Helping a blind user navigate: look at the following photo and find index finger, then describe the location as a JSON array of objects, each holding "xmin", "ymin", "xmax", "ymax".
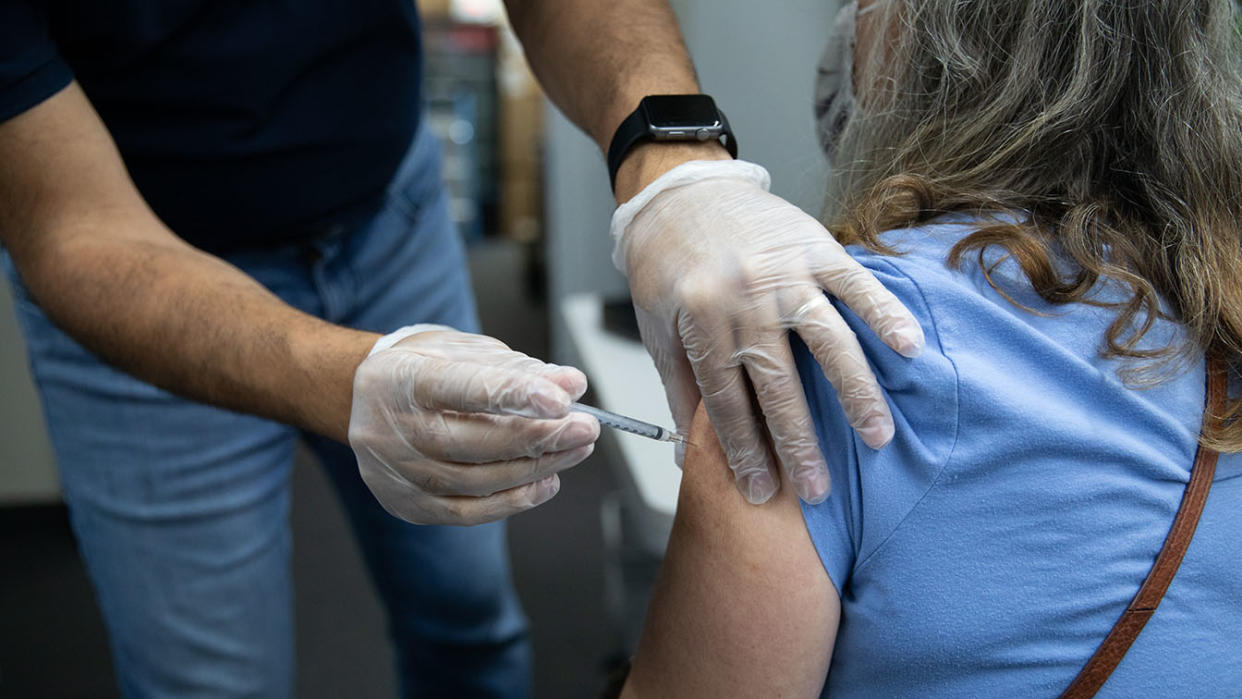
[
  {"xmin": 407, "ymin": 356, "xmax": 576, "ymax": 419},
  {"xmin": 793, "ymin": 294, "xmax": 894, "ymax": 449}
]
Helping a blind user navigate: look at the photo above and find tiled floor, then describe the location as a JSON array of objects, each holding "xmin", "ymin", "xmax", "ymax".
[{"xmin": 0, "ymin": 239, "xmax": 622, "ymax": 698}]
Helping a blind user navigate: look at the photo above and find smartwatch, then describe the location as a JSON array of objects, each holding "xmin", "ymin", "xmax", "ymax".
[{"xmin": 607, "ymin": 94, "xmax": 738, "ymax": 193}]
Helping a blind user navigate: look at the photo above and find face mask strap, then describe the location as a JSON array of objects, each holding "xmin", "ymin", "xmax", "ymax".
[{"xmin": 813, "ymin": 2, "xmax": 861, "ymax": 160}]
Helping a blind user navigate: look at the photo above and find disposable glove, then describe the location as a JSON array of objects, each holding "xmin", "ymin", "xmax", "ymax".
[
  {"xmin": 349, "ymin": 325, "xmax": 600, "ymax": 525},
  {"xmin": 612, "ymin": 160, "xmax": 924, "ymax": 506}
]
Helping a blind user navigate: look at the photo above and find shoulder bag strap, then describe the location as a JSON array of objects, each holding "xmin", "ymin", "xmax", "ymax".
[{"xmin": 1061, "ymin": 356, "xmax": 1227, "ymax": 698}]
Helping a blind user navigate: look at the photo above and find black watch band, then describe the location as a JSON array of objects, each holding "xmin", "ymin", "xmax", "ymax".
[{"xmin": 607, "ymin": 95, "xmax": 738, "ymax": 194}]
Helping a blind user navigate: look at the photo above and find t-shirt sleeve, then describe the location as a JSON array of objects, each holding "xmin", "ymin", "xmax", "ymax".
[
  {"xmin": 0, "ymin": 1, "xmax": 73, "ymax": 123},
  {"xmin": 796, "ymin": 248, "xmax": 961, "ymax": 596}
]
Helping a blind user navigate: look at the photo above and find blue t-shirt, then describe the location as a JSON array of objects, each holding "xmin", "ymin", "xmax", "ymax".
[
  {"xmin": 798, "ymin": 219, "xmax": 1242, "ymax": 696},
  {"xmin": 0, "ymin": 0, "xmax": 422, "ymax": 253}
]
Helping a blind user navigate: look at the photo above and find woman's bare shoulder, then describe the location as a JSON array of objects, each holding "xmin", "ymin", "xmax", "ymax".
[{"xmin": 621, "ymin": 403, "xmax": 840, "ymax": 698}]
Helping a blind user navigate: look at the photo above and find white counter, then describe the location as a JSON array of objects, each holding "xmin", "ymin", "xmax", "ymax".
[{"xmin": 559, "ymin": 293, "xmax": 680, "ymax": 553}]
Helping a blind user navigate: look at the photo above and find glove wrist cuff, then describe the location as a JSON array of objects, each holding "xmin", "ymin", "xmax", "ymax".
[
  {"xmin": 609, "ymin": 159, "xmax": 772, "ymax": 274},
  {"xmin": 368, "ymin": 324, "xmax": 455, "ymax": 358}
]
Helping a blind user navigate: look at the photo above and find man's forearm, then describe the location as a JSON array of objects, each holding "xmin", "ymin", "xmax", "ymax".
[
  {"xmin": 505, "ymin": 0, "xmax": 696, "ymax": 149},
  {"xmin": 504, "ymin": 0, "xmax": 730, "ymax": 201},
  {"xmin": 0, "ymin": 84, "xmax": 376, "ymax": 443},
  {"xmin": 15, "ymin": 229, "xmax": 376, "ymax": 443}
]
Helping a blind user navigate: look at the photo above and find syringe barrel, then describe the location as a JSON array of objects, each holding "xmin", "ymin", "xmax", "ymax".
[{"xmin": 570, "ymin": 402, "xmax": 663, "ymax": 441}]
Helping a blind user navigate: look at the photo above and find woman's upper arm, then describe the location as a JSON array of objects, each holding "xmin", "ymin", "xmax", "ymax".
[{"xmin": 622, "ymin": 403, "xmax": 841, "ymax": 698}]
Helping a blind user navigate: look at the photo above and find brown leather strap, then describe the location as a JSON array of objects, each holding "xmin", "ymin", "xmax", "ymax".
[{"xmin": 1061, "ymin": 357, "xmax": 1227, "ymax": 698}]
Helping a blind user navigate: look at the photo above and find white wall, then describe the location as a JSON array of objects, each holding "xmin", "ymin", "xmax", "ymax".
[
  {"xmin": 546, "ymin": 0, "xmax": 841, "ymax": 362},
  {"xmin": 678, "ymin": 0, "xmax": 839, "ymax": 214}
]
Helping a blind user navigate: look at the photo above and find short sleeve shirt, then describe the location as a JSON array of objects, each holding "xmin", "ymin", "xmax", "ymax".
[{"xmin": 797, "ymin": 219, "xmax": 1242, "ymax": 696}]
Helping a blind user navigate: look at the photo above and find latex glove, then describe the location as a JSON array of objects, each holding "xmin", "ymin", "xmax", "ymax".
[
  {"xmin": 612, "ymin": 160, "xmax": 924, "ymax": 506},
  {"xmin": 349, "ymin": 325, "xmax": 600, "ymax": 525}
]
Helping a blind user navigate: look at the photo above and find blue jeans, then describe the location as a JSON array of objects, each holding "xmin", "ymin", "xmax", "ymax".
[{"xmin": 4, "ymin": 125, "xmax": 531, "ymax": 698}]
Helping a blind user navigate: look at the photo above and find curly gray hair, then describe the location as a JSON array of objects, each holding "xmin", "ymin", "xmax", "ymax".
[{"xmin": 824, "ymin": 0, "xmax": 1242, "ymax": 449}]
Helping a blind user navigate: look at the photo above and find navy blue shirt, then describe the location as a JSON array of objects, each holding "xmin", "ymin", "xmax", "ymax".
[{"xmin": 0, "ymin": 1, "xmax": 423, "ymax": 253}]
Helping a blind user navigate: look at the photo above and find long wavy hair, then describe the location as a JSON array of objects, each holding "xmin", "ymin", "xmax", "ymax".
[{"xmin": 825, "ymin": 0, "xmax": 1242, "ymax": 450}]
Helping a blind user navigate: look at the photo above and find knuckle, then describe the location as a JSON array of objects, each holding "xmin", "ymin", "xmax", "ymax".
[
  {"xmin": 477, "ymin": 335, "xmax": 511, "ymax": 351},
  {"xmin": 699, "ymin": 367, "xmax": 750, "ymax": 403},
  {"xmin": 521, "ymin": 438, "xmax": 545, "ymax": 461},
  {"xmin": 509, "ymin": 482, "xmax": 542, "ymax": 511},
  {"xmin": 413, "ymin": 420, "xmax": 455, "ymax": 459},
  {"xmin": 756, "ymin": 389, "xmax": 805, "ymax": 426},
  {"xmin": 839, "ymin": 388, "xmax": 886, "ymax": 425},
  {"xmin": 784, "ymin": 289, "xmax": 828, "ymax": 326},
  {"xmin": 821, "ymin": 346, "xmax": 870, "ymax": 385},
  {"xmin": 495, "ymin": 352, "xmax": 539, "ymax": 372},
  {"xmin": 839, "ymin": 394, "xmax": 889, "ymax": 427},
  {"xmin": 755, "ymin": 366, "xmax": 799, "ymax": 396},
  {"xmin": 838, "ymin": 362, "xmax": 884, "ymax": 402},
  {"xmin": 720, "ymin": 435, "xmax": 769, "ymax": 474},
  {"xmin": 675, "ymin": 275, "xmax": 726, "ymax": 316},
  {"xmin": 522, "ymin": 452, "xmax": 548, "ymax": 479},
  {"xmin": 777, "ymin": 430, "xmax": 822, "ymax": 460},
  {"xmin": 526, "ymin": 424, "xmax": 562, "ymax": 459},
  {"xmin": 418, "ymin": 433, "xmax": 451, "ymax": 461},
  {"xmin": 727, "ymin": 449, "xmax": 771, "ymax": 481},
  {"xmin": 732, "ymin": 259, "xmax": 766, "ymax": 287},
  {"xmin": 801, "ymin": 294, "xmax": 847, "ymax": 328},
  {"xmin": 812, "ymin": 257, "xmax": 858, "ymax": 286},
  {"xmin": 836, "ymin": 264, "xmax": 879, "ymax": 291},
  {"xmin": 441, "ymin": 498, "xmax": 472, "ymax": 523},
  {"xmin": 680, "ymin": 329, "xmax": 732, "ymax": 370},
  {"xmin": 413, "ymin": 467, "xmax": 453, "ymax": 496},
  {"xmin": 804, "ymin": 243, "xmax": 849, "ymax": 272},
  {"xmin": 738, "ymin": 346, "xmax": 785, "ymax": 376}
]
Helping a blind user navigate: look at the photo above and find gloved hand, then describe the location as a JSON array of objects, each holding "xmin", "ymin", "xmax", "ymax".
[
  {"xmin": 349, "ymin": 325, "xmax": 600, "ymax": 525},
  {"xmin": 612, "ymin": 160, "xmax": 924, "ymax": 506}
]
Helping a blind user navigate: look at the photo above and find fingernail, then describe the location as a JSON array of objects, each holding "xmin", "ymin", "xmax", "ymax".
[
  {"xmin": 892, "ymin": 323, "xmax": 925, "ymax": 358},
  {"xmin": 797, "ymin": 469, "xmax": 831, "ymax": 505},
  {"xmin": 529, "ymin": 385, "xmax": 569, "ymax": 418},
  {"xmin": 741, "ymin": 473, "xmax": 777, "ymax": 504},
  {"xmin": 859, "ymin": 415, "xmax": 894, "ymax": 449}
]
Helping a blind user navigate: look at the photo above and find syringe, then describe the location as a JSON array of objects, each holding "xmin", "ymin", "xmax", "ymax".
[{"xmin": 571, "ymin": 402, "xmax": 686, "ymax": 444}]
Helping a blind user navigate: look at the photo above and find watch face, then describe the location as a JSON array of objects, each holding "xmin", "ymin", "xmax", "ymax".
[{"xmin": 642, "ymin": 95, "xmax": 720, "ymax": 128}]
